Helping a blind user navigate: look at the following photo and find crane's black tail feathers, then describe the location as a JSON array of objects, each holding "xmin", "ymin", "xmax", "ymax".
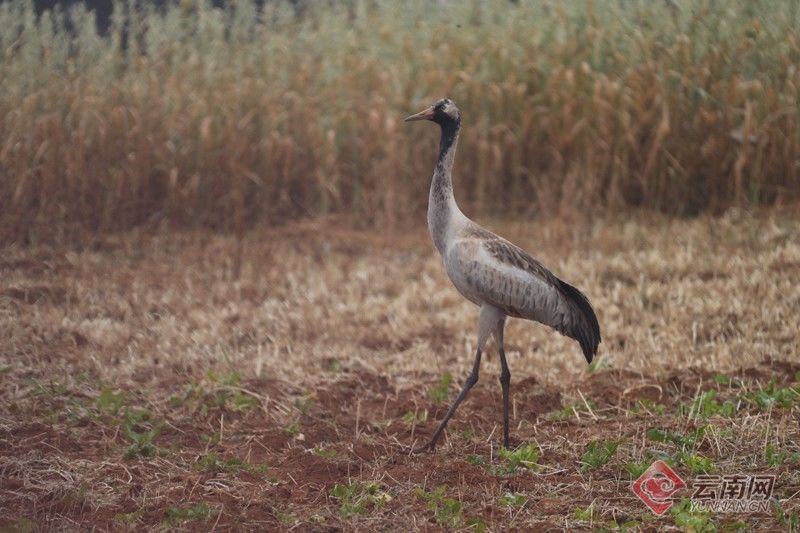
[{"xmin": 558, "ymin": 280, "xmax": 601, "ymax": 364}]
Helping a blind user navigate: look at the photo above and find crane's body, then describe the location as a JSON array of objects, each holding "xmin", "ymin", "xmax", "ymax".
[{"xmin": 406, "ymin": 99, "xmax": 601, "ymax": 452}]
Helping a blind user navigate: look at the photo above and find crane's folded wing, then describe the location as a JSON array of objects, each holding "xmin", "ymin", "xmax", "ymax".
[{"xmin": 447, "ymin": 232, "xmax": 600, "ymax": 363}]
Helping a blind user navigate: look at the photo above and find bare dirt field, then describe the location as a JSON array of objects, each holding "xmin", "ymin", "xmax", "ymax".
[{"xmin": 1, "ymin": 211, "xmax": 799, "ymax": 531}]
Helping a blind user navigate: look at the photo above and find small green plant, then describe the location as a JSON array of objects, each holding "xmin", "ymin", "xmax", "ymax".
[
  {"xmin": 314, "ymin": 447, "xmax": 337, "ymax": 459},
  {"xmin": 679, "ymin": 452, "xmax": 715, "ymax": 475},
  {"xmin": 330, "ymin": 482, "xmax": 391, "ymax": 518},
  {"xmin": 206, "ymin": 370, "xmax": 241, "ymax": 386},
  {"xmin": 720, "ymin": 521, "xmax": 751, "ymax": 531},
  {"xmin": 467, "ymin": 444, "xmax": 539, "ymax": 476},
  {"xmin": 169, "ymin": 383, "xmax": 198, "ymax": 408},
  {"xmin": 632, "ymin": 399, "xmax": 666, "ymax": 415},
  {"xmin": 581, "ymin": 439, "xmax": 621, "ymax": 471},
  {"xmin": 114, "ymin": 510, "xmax": 143, "ymax": 525},
  {"xmin": 596, "ymin": 518, "xmax": 643, "ymax": 531},
  {"xmin": 547, "ymin": 400, "xmax": 597, "ymax": 421},
  {"xmin": 498, "ymin": 492, "xmax": 527, "ymax": 507},
  {"xmin": 646, "ymin": 426, "xmax": 706, "ymax": 450},
  {"xmin": 466, "ymin": 454, "xmax": 486, "ymax": 466},
  {"xmin": 403, "ymin": 410, "xmax": 428, "ymax": 425},
  {"xmin": 587, "ymin": 359, "xmax": 611, "ymax": 373},
  {"xmin": 201, "ymin": 431, "xmax": 222, "ymax": 446},
  {"xmin": 773, "ymin": 499, "xmax": 800, "ymax": 530},
  {"xmin": 195, "ymin": 453, "xmax": 267, "ymax": 475},
  {"xmin": 230, "ymin": 390, "xmax": 257, "ymax": 410},
  {"xmin": 121, "ymin": 409, "xmax": 162, "ymax": 459},
  {"xmin": 682, "ymin": 390, "xmax": 736, "ymax": 418},
  {"xmin": 294, "ymin": 395, "xmax": 315, "ymax": 414},
  {"xmin": 765, "ymin": 444, "xmax": 786, "ymax": 467},
  {"xmin": 624, "ymin": 460, "xmax": 649, "ymax": 479},
  {"xmin": 164, "ymin": 503, "xmax": 211, "ymax": 526},
  {"xmin": 325, "ymin": 359, "xmax": 342, "ymax": 373},
  {"xmin": 574, "ymin": 503, "xmax": 596, "ymax": 521},
  {"xmin": 498, "ymin": 443, "xmax": 540, "ymax": 473},
  {"xmin": 428, "ymin": 372, "xmax": 453, "ymax": 404},
  {"xmin": 276, "ymin": 512, "xmax": 299, "ymax": 525},
  {"xmin": 169, "ymin": 379, "xmax": 256, "ymax": 412},
  {"xmin": 669, "ymin": 499, "xmax": 716, "ymax": 532},
  {"xmin": 713, "ymin": 374, "xmax": 741, "ymax": 387},
  {"xmin": 740, "ymin": 380, "xmax": 800, "ymax": 410},
  {"xmin": 284, "ymin": 421, "xmax": 301, "ymax": 438},
  {"xmin": 414, "ymin": 486, "xmax": 465, "ymax": 529},
  {"xmin": 97, "ymin": 387, "xmax": 125, "ymax": 416},
  {"xmin": 27, "ymin": 378, "xmax": 68, "ymax": 398}
]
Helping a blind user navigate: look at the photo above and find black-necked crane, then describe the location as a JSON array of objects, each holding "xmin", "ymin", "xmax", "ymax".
[{"xmin": 405, "ymin": 98, "xmax": 601, "ymax": 452}]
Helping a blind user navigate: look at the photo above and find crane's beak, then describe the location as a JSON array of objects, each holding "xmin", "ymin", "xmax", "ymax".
[{"xmin": 404, "ymin": 106, "xmax": 435, "ymax": 122}]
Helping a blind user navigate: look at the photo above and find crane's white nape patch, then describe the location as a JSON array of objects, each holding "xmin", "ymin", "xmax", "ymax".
[{"xmin": 441, "ymin": 100, "xmax": 458, "ymax": 119}]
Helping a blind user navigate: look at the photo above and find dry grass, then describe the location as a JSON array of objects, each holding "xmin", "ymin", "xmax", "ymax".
[
  {"xmin": 1, "ymin": 213, "xmax": 799, "ymax": 529},
  {"xmin": 2, "ymin": 0, "xmax": 800, "ymax": 243}
]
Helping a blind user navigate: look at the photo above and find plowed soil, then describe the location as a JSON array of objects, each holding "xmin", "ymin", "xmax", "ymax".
[{"xmin": 2, "ymin": 213, "xmax": 799, "ymax": 530}]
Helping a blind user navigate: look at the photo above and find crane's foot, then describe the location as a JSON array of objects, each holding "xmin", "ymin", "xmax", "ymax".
[{"xmin": 410, "ymin": 435, "xmax": 440, "ymax": 454}]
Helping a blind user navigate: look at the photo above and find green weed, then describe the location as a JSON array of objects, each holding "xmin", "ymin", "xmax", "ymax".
[
  {"xmin": 713, "ymin": 374, "xmax": 741, "ymax": 387},
  {"xmin": 428, "ymin": 372, "xmax": 453, "ymax": 404},
  {"xmin": 97, "ymin": 387, "xmax": 125, "ymax": 416},
  {"xmin": 284, "ymin": 421, "xmax": 301, "ymax": 438},
  {"xmin": 574, "ymin": 503, "xmax": 596, "ymax": 521},
  {"xmin": 169, "ymin": 379, "xmax": 256, "ymax": 412},
  {"xmin": 646, "ymin": 427, "xmax": 706, "ymax": 450},
  {"xmin": 414, "ymin": 486, "xmax": 466, "ymax": 529},
  {"xmin": 679, "ymin": 453, "xmax": 715, "ymax": 475},
  {"xmin": 314, "ymin": 447, "xmax": 337, "ymax": 459},
  {"xmin": 121, "ymin": 408, "xmax": 162, "ymax": 459},
  {"xmin": 632, "ymin": 399, "xmax": 666, "ymax": 415},
  {"xmin": 670, "ymin": 499, "xmax": 716, "ymax": 532},
  {"xmin": 294, "ymin": 395, "xmax": 315, "ymax": 414},
  {"xmin": 741, "ymin": 380, "xmax": 800, "ymax": 410},
  {"xmin": 195, "ymin": 453, "xmax": 267, "ymax": 475},
  {"xmin": 581, "ymin": 439, "xmax": 622, "ymax": 472},
  {"xmin": 765, "ymin": 444, "xmax": 786, "ymax": 467},
  {"xmin": 624, "ymin": 461, "xmax": 650, "ymax": 479},
  {"xmin": 498, "ymin": 443, "xmax": 540, "ymax": 473},
  {"xmin": 681, "ymin": 390, "xmax": 736, "ymax": 418},
  {"xmin": 547, "ymin": 400, "xmax": 597, "ymax": 421},
  {"xmin": 114, "ymin": 510, "xmax": 143, "ymax": 525},
  {"xmin": 403, "ymin": 410, "xmax": 428, "ymax": 426},
  {"xmin": 587, "ymin": 359, "xmax": 612, "ymax": 373},
  {"xmin": 498, "ymin": 492, "xmax": 527, "ymax": 508},
  {"xmin": 467, "ymin": 443, "xmax": 540, "ymax": 476},
  {"xmin": 773, "ymin": 499, "xmax": 800, "ymax": 530},
  {"xmin": 164, "ymin": 502, "xmax": 211, "ymax": 527},
  {"xmin": 330, "ymin": 482, "xmax": 391, "ymax": 518}
]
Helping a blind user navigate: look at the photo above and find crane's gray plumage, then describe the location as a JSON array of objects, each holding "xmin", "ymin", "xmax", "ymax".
[
  {"xmin": 448, "ymin": 226, "xmax": 600, "ymax": 363},
  {"xmin": 405, "ymin": 98, "xmax": 601, "ymax": 452}
]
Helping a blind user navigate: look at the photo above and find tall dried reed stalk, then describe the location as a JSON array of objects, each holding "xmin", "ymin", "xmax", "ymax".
[{"xmin": 1, "ymin": 0, "xmax": 798, "ymax": 243}]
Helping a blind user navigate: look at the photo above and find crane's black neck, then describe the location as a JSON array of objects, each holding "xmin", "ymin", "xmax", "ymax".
[
  {"xmin": 437, "ymin": 118, "xmax": 461, "ymax": 164},
  {"xmin": 432, "ymin": 117, "xmax": 460, "ymax": 195},
  {"xmin": 428, "ymin": 117, "xmax": 461, "ymax": 254}
]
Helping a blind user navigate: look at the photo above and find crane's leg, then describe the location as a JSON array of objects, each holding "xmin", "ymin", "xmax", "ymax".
[
  {"xmin": 411, "ymin": 348, "xmax": 481, "ymax": 453},
  {"xmin": 495, "ymin": 317, "xmax": 511, "ymax": 449},
  {"xmin": 412, "ymin": 305, "xmax": 503, "ymax": 453}
]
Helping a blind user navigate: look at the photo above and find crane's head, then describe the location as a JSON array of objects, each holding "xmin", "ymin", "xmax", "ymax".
[{"xmin": 404, "ymin": 98, "xmax": 460, "ymax": 125}]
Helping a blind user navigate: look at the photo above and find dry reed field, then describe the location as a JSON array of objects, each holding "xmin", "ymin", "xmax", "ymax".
[
  {"xmin": 3, "ymin": 0, "xmax": 800, "ymax": 530},
  {"xmin": 1, "ymin": 0, "xmax": 800, "ymax": 243},
  {"xmin": 2, "ymin": 212, "xmax": 799, "ymax": 530}
]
